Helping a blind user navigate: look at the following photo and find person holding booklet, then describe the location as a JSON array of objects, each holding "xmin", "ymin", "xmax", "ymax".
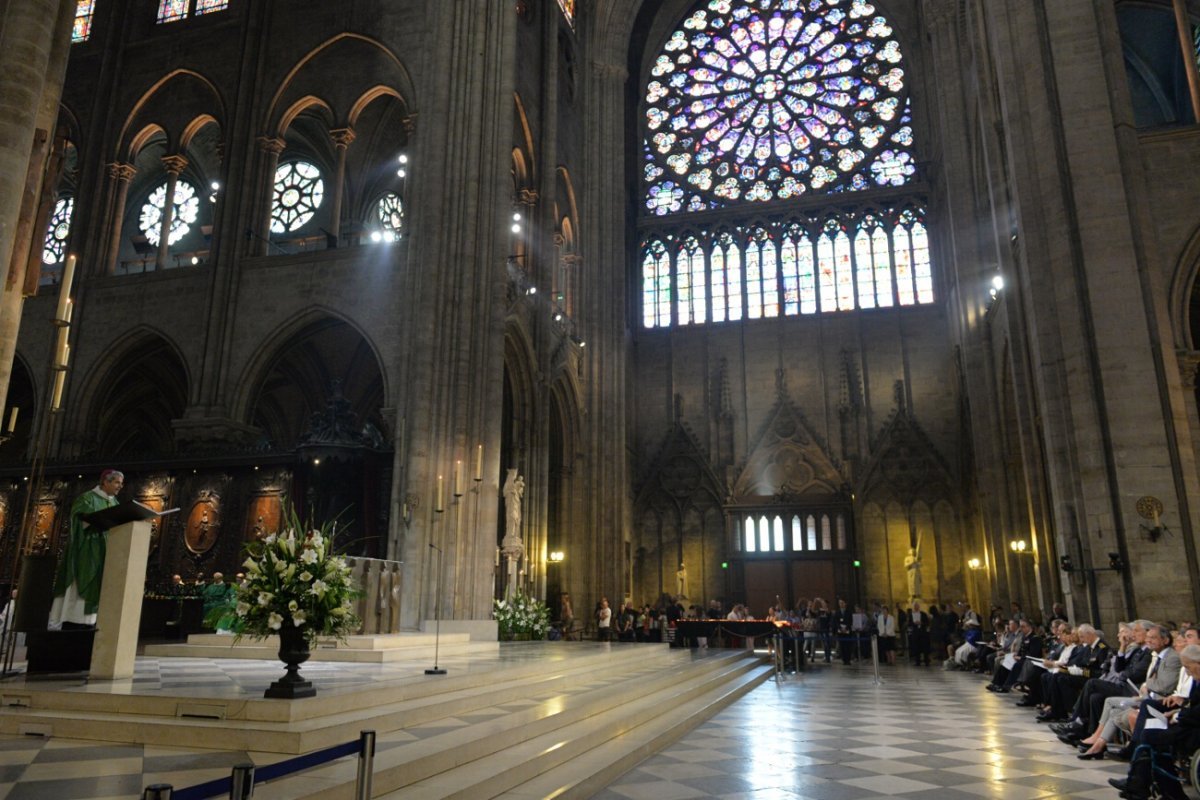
[{"xmin": 48, "ymin": 469, "xmax": 124, "ymax": 630}]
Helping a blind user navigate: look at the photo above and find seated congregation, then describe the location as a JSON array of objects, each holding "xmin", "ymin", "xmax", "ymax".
[{"xmin": 951, "ymin": 612, "xmax": 1200, "ymax": 800}]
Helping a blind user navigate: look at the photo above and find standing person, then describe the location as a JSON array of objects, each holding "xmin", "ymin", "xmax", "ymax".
[
  {"xmin": 597, "ymin": 597, "xmax": 612, "ymax": 641},
  {"xmin": 815, "ymin": 598, "xmax": 833, "ymax": 663},
  {"xmin": 877, "ymin": 603, "xmax": 897, "ymax": 665},
  {"xmin": 560, "ymin": 593, "xmax": 574, "ymax": 640},
  {"xmin": 895, "ymin": 602, "xmax": 910, "ymax": 658},
  {"xmin": 834, "ymin": 598, "xmax": 854, "ymax": 665},
  {"xmin": 909, "ymin": 601, "xmax": 931, "ymax": 665},
  {"xmin": 48, "ymin": 469, "xmax": 124, "ymax": 630}
]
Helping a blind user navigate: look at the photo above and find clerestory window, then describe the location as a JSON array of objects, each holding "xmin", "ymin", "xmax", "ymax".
[{"xmin": 639, "ymin": 0, "xmax": 932, "ymax": 329}]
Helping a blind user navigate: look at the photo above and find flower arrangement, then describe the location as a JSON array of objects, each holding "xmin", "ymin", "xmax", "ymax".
[
  {"xmin": 219, "ymin": 514, "xmax": 361, "ymax": 646},
  {"xmin": 493, "ymin": 589, "xmax": 551, "ymax": 640}
]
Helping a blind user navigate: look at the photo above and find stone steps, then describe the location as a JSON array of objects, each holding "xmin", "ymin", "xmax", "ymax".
[
  {"xmin": 252, "ymin": 649, "xmax": 771, "ymax": 799},
  {"xmin": 142, "ymin": 632, "xmax": 498, "ymax": 663},
  {"xmin": 0, "ymin": 643, "xmax": 681, "ymax": 753}
]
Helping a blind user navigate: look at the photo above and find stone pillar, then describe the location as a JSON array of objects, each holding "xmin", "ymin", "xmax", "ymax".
[
  {"xmin": 154, "ymin": 155, "xmax": 188, "ymax": 271},
  {"xmin": 1172, "ymin": 0, "xmax": 1200, "ymax": 123},
  {"xmin": 102, "ymin": 163, "xmax": 137, "ymax": 274},
  {"xmin": 255, "ymin": 137, "xmax": 285, "ymax": 256},
  {"xmin": 327, "ymin": 127, "xmax": 355, "ymax": 244},
  {"xmin": 0, "ymin": 0, "xmax": 76, "ymax": 408}
]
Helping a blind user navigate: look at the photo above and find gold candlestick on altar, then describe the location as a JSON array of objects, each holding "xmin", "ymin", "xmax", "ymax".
[
  {"xmin": 435, "ymin": 474, "xmax": 444, "ymax": 513},
  {"xmin": 473, "ymin": 444, "xmax": 483, "ymax": 482},
  {"xmin": 453, "ymin": 459, "xmax": 463, "ymax": 497}
]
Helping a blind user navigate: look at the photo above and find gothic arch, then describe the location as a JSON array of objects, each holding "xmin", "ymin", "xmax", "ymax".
[
  {"xmin": 275, "ymin": 96, "xmax": 336, "ymax": 140},
  {"xmin": 76, "ymin": 328, "xmax": 191, "ymax": 456},
  {"xmin": 513, "ymin": 93, "xmax": 536, "ymax": 190},
  {"xmin": 503, "ymin": 319, "xmax": 539, "ymax": 446},
  {"xmin": 731, "ymin": 394, "xmax": 845, "ymax": 500},
  {"xmin": 267, "ymin": 35, "xmax": 416, "ymax": 137},
  {"xmin": 117, "ymin": 70, "xmax": 226, "ymax": 159},
  {"xmin": 231, "ymin": 308, "xmax": 388, "ymax": 429},
  {"xmin": 1169, "ymin": 220, "xmax": 1200, "ymax": 350}
]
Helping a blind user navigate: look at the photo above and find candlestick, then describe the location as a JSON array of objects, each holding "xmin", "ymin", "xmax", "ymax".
[
  {"xmin": 1153, "ymin": 508, "xmax": 1160, "ymax": 528},
  {"xmin": 51, "ymin": 371, "xmax": 66, "ymax": 411},
  {"xmin": 5, "ymin": 407, "xmax": 16, "ymax": 433},
  {"xmin": 435, "ymin": 474, "xmax": 444, "ymax": 512},
  {"xmin": 454, "ymin": 460, "xmax": 463, "ymax": 497},
  {"xmin": 473, "ymin": 444, "xmax": 483, "ymax": 481},
  {"xmin": 55, "ymin": 255, "xmax": 76, "ymax": 322},
  {"xmin": 55, "ymin": 326, "xmax": 69, "ymax": 368},
  {"xmin": 64, "ymin": 298, "xmax": 73, "ymax": 324}
]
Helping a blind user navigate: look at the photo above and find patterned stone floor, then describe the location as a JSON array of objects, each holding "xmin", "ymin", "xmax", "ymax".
[
  {"xmin": 0, "ymin": 653, "xmax": 1176, "ymax": 799},
  {"xmin": 592, "ymin": 662, "xmax": 1165, "ymax": 800}
]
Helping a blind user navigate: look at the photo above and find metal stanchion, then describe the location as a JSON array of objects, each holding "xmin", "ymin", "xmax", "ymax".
[
  {"xmin": 230, "ymin": 763, "xmax": 255, "ymax": 798},
  {"xmin": 143, "ymin": 785, "xmax": 173, "ymax": 800},
  {"xmin": 774, "ymin": 633, "xmax": 784, "ymax": 682},
  {"xmin": 871, "ymin": 634, "xmax": 884, "ymax": 686},
  {"xmin": 355, "ymin": 730, "xmax": 376, "ymax": 800}
]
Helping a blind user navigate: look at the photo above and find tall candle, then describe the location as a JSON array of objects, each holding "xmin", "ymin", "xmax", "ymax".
[
  {"xmin": 51, "ymin": 371, "xmax": 66, "ymax": 411},
  {"xmin": 64, "ymin": 298, "xmax": 73, "ymax": 324},
  {"xmin": 1153, "ymin": 508, "xmax": 1160, "ymax": 528},
  {"xmin": 55, "ymin": 326, "xmax": 69, "ymax": 367},
  {"xmin": 454, "ymin": 459, "xmax": 463, "ymax": 496},
  {"xmin": 55, "ymin": 255, "xmax": 76, "ymax": 322},
  {"xmin": 435, "ymin": 474, "xmax": 444, "ymax": 512},
  {"xmin": 5, "ymin": 407, "xmax": 17, "ymax": 433},
  {"xmin": 474, "ymin": 444, "xmax": 483, "ymax": 481}
]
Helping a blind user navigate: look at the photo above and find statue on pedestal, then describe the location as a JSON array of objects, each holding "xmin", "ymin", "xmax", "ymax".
[
  {"xmin": 676, "ymin": 562, "xmax": 688, "ymax": 600},
  {"xmin": 904, "ymin": 545, "xmax": 922, "ymax": 602},
  {"xmin": 500, "ymin": 469, "xmax": 526, "ymax": 598}
]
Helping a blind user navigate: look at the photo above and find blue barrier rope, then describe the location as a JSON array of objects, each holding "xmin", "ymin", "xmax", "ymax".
[{"xmin": 171, "ymin": 739, "xmax": 362, "ymax": 800}]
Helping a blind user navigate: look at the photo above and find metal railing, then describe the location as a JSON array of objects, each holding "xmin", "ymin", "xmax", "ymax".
[{"xmin": 143, "ymin": 730, "xmax": 375, "ymax": 800}]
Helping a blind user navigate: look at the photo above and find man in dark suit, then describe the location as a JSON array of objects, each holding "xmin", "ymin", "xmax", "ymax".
[
  {"xmin": 1109, "ymin": 644, "xmax": 1200, "ymax": 800},
  {"xmin": 1039, "ymin": 624, "xmax": 1109, "ymax": 722},
  {"xmin": 1017, "ymin": 620, "xmax": 1067, "ymax": 707},
  {"xmin": 1055, "ymin": 621, "xmax": 1153, "ymax": 738},
  {"xmin": 834, "ymin": 598, "xmax": 855, "ymax": 665},
  {"xmin": 988, "ymin": 618, "xmax": 1040, "ymax": 692},
  {"xmin": 908, "ymin": 601, "xmax": 931, "ymax": 666}
]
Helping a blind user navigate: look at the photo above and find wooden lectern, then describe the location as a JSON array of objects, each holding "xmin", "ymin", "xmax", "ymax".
[{"xmin": 80, "ymin": 502, "xmax": 166, "ymax": 680}]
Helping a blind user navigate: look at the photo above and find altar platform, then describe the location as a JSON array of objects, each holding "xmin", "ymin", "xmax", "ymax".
[{"xmin": 0, "ymin": 641, "xmax": 772, "ymax": 799}]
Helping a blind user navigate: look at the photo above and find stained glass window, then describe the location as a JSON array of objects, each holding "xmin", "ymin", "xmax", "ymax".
[
  {"xmin": 157, "ymin": 0, "xmax": 187, "ymax": 23},
  {"xmin": 43, "ymin": 198, "xmax": 73, "ymax": 264},
  {"xmin": 640, "ymin": 209, "xmax": 933, "ymax": 327},
  {"xmin": 643, "ymin": 0, "xmax": 915, "ymax": 216},
  {"xmin": 791, "ymin": 515, "xmax": 802, "ymax": 551},
  {"xmin": 557, "ymin": 0, "xmax": 575, "ymax": 28},
  {"xmin": 73, "ymin": 0, "xmax": 95, "ymax": 42},
  {"xmin": 139, "ymin": 180, "xmax": 199, "ymax": 247},
  {"xmin": 270, "ymin": 161, "xmax": 324, "ymax": 233},
  {"xmin": 744, "ymin": 517, "xmax": 756, "ymax": 552},
  {"xmin": 773, "ymin": 516, "xmax": 785, "ymax": 551},
  {"xmin": 377, "ymin": 192, "xmax": 404, "ymax": 233},
  {"xmin": 158, "ymin": 0, "xmax": 228, "ymax": 24}
]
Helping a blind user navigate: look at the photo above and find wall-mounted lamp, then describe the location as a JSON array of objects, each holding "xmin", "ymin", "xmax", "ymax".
[
  {"xmin": 967, "ymin": 557, "xmax": 982, "ymax": 571},
  {"xmin": 548, "ymin": 551, "xmax": 565, "ymax": 563},
  {"xmin": 1009, "ymin": 539, "xmax": 1028, "ymax": 554}
]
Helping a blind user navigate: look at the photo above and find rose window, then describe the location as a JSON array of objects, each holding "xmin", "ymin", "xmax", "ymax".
[{"xmin": 270, "ymin": 161, "xmax": 324, "ymax": 233}]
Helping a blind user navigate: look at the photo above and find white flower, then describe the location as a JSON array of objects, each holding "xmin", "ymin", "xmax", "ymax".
[
  {"xmin": 331, "ymin": 606, "xmax": 347, "ymax": 616},
  {"xmin": 300, "ymin": 548, "xmax": 319, "ymax": 565},
  {"xmin": 268, "ymin": 612, "xmax": 283, "ymax": 630},
  {"xmin": 284, "ymin": 564, "xmax": 296, "ymax": 581},
  {"xmin": 288, "ymin": 600, "xmax": 299, "ymax": 612},
  {"xmin": 274, "ymin": 558, "xmax": 288, "ymax": 573},
  {"xmin": 236, "ymin": 601, "xmax": 250, "ymax": 617},
  {"xmin": 309, "ymin": 579, "xmax": 328, "ymax": 598},
  {"xmin": 257, "ymin": 591, "xmax": 274, "ymax": 606},
  {"xmin": 298, "ymin": 570, "xmax": 313, "ymax": 582},
  {"xmin": 243, "ymin": 557, "xmax": 260, "ymax": 573},
  {"xmin": 292, "ymin": 610, "xmax": 307, "ymax": 627}
]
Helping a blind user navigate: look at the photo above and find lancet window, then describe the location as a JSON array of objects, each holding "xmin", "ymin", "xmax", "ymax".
[
  {"xmin": 377, "ymin": 193, "xmax": 404, "ymax": 235},
  {"xmin": 73, "ymin": 0, "xmax": 95, "ymax": 42},
  {"xmin": 270, "ymin": 161, "xmax": 324, "ymax": 233},
  {"xmin": 139, "ymin": 181, "xmax": 199, "ymax": 247},
  {"xmin": 736, "ymin": 510, "xmax": 849, "ymax": 554},
  {"xmin": 639, "ymin": 0, "xmax": 933, "ymax": 329},
  {"xmin": 43, "ymin": 197, "xmax": 74, "ymax": 264},
  {"xmin": 157, "ymin": 0, "xmax": 227, "ymax": 24}
]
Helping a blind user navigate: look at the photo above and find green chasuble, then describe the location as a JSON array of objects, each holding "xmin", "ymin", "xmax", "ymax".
[{"xmin": 51, "ymin": 488, "xmax": 119, "ymax": 615}]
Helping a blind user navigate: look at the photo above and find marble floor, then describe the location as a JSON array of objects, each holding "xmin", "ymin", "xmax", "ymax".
[
  {"xmin": 0, "ymin": 653, "xmax": 1176, "ymax": 799},
  {"xmin": 594, "ymin": 661, "xmax": 1161, "ymax": 800}
]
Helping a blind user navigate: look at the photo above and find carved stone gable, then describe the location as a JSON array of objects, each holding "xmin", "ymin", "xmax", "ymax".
[
  {"xmin": 732, "ymin": 397, "xmax": 845, "ymax": 500},
  {"xmin": 860, "ymin": 411, "xmax": 955, "ymax": 504},
  {"xmin": 635, "ymin": 423, "xmax": 725, "ymax": 512}
]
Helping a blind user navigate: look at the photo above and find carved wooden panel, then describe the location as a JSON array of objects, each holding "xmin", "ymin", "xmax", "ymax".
[
  {"xmin": 184, "ymin": 491, "xmax": 220, "ymax": 554},
  {"xmin": 244, "ymin": 493, "xmax": 282, "ymax": 541}
]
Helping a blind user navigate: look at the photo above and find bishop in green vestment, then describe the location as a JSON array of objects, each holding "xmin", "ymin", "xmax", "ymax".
[{"xmin": 48, "ymin": 469, "xmax": 124, "ymax": 629}]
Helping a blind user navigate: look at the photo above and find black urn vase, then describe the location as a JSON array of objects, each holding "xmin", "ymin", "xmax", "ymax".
[{"xmin": 264, "ymin": 623, "xmax": 316, "ymax": 699}]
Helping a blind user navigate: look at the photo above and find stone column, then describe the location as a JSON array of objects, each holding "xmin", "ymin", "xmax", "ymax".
[
  {"xmin": 0, "ymin": 0, "xmax": 76, "ymax": 408},
  {"xmin": 154, "ymin": 155, "xmax": 188, "ymax": 271},
  {"xmin": 327, "ymin": 127, "xmax": 355, "ymax": 245},
  {"xmin": 1172, "ymin": 0, "xmax": 1200, "ymax": 122},
  {"xmin": 255, "ymin": 137, "xmax": 285, "ymax": 256},
  {"xmin": 102, "ymin": 163, "xmax": 137, "ymax": 274}
]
